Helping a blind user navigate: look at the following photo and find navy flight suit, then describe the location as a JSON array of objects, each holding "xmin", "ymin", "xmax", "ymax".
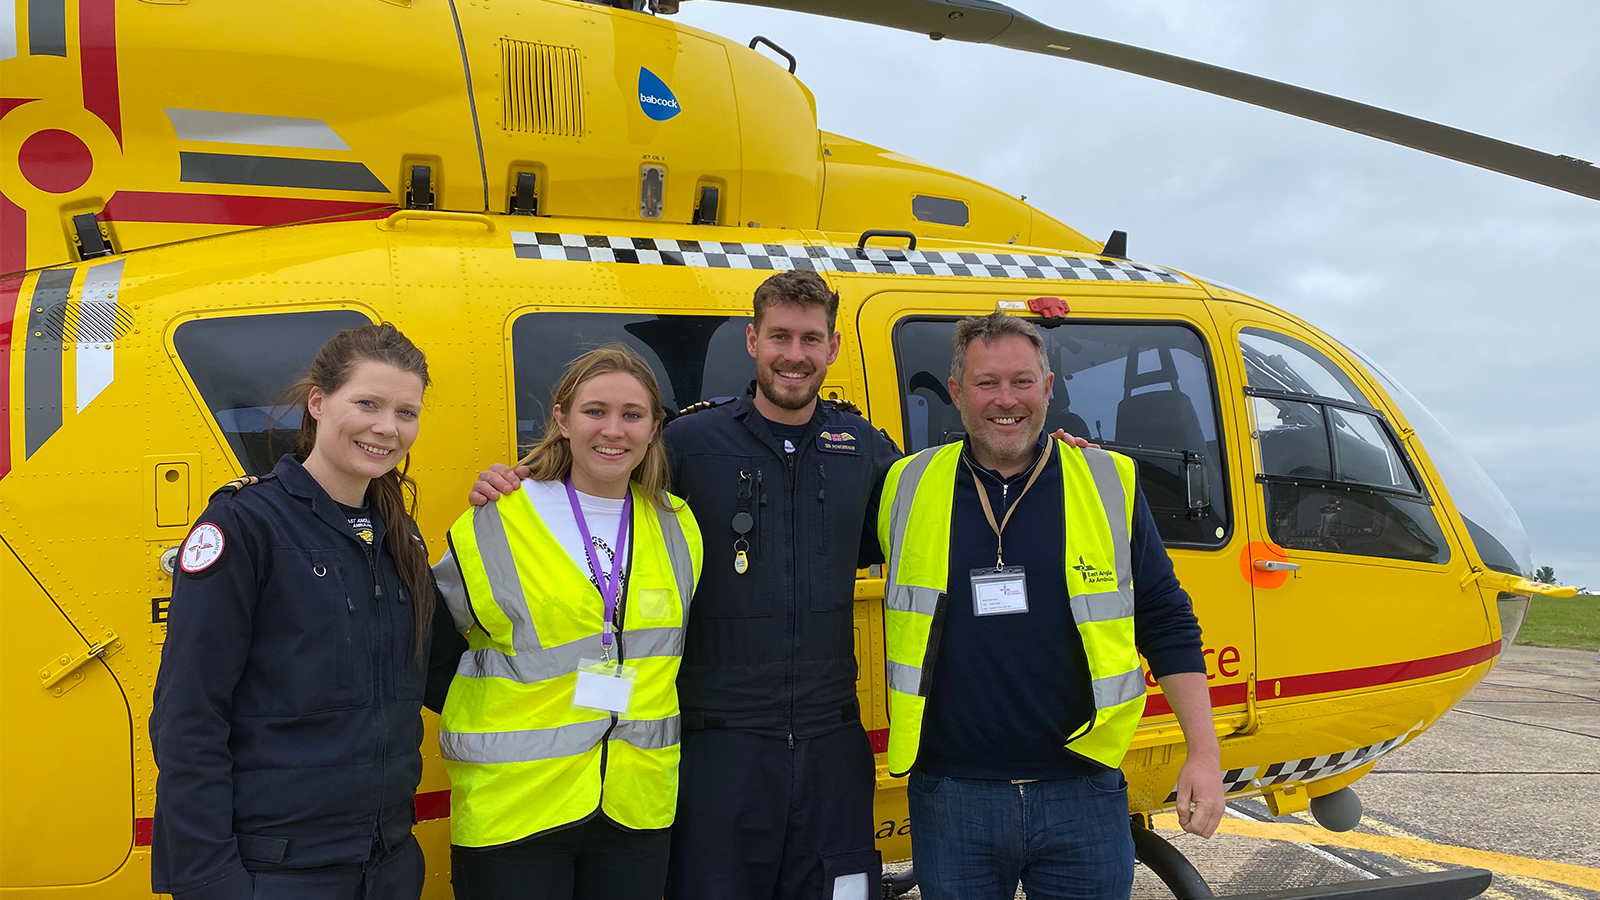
[
  {"xmin": 663, "ymin": 387, "xmax": 902, "ymax": 900},
  {"xmin": 149, "ymin": 455, "xmax": 464, "ymax": 900}
]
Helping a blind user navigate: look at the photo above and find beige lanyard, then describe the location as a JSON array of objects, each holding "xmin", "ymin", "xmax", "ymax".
[{"xmin": 964, "ymin": 447, "xmax": 1052, "ymax": 570}]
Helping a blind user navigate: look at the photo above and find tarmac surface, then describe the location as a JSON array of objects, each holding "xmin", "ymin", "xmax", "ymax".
[{"xmin": 886, "ymin": 643, "xmax": 1600, "ymax": 899}]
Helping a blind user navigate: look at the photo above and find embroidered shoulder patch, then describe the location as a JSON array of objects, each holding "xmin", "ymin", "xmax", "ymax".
[{"xmin": 180, "ymin": 522, "xmax": 226, "ymax": 573}]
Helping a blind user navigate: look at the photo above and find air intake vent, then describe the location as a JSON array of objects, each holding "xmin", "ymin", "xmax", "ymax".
[
  {"xmin": 38, "ymin": 302, "xmax": 135, "ymax": 343},
  {"xmin": 501, "ymin": 40, "xmax": 585, "ymax": 137}
]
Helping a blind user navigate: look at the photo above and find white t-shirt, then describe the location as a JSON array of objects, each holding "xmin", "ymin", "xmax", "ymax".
[
  {"xmin": 520, "ymin": 479, "xmax": 630, "ymax": 591},
  {"xmin": 433, "ymin": 479, "xmax": 631, "ymax": 633}
]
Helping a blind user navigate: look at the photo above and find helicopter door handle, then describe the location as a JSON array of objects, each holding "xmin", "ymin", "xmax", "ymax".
[{"xmin": 1252, "ymin": 559, "xmax": 1300, "ymax": 572}]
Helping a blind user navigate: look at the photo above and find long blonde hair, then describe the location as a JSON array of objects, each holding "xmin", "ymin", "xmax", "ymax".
[{"xmin": 520, "ymin": 344, "xmax": 675, "ymax": 509}]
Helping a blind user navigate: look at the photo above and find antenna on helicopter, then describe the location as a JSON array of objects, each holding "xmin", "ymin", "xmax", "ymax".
[{"xmin": 1099, "ymin": 230, "xmax": 1127, "ymax": 260}]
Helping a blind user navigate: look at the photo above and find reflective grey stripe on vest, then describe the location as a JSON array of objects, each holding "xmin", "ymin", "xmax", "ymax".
[
  {"xmin": 1078, "ymin": 448, "xmax": 1135, "ymax": 622},
  {"xmin": 1070, "ymin": 592, "xmax": 1132, "ymax": 624},
  {"xmin": 472, "ymin": 504, "xmax": 543, "ymax": 654},
  {"xmin": 886, "ymin": 584, "xmax": 942, "ymax": 616},
  {"xmin": 1081, "ymin": 448, "xmax": 1133, "ymax": 598},
  {"xmin": 886, "ymin": 660, "xmax": 923, "ymax": 696},
  {"xmin": 1092, "ymin": 666, "xmax": 1147, "ymax": 709},
  {"xmin": 655, "ymin": 499, "xmax": 696, "ymax": 616},
  {"xmin": 884, "ymin": 448, "xmax": 941, "ymax": 622},
  {"xmin": 611, "ymin": 716, "xmax": 681, "ymax": 751},
  {"xmin": 459, "ymin": 627, "xmax": 685, "ymax": 684},
  {"xmin": 440, "ymin": 719, "xmax": 610, "ymax": 764}
]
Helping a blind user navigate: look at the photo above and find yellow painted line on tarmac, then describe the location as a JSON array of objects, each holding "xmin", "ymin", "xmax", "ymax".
[{"xmin": 1151, "ymin": 814, "xmax": 1600, "ymax": 891}]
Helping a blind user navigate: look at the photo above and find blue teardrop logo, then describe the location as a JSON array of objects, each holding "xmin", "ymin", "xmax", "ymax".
[{"xmin": 638, "ymin": 67, "xmax": 681, "ymax": 121}]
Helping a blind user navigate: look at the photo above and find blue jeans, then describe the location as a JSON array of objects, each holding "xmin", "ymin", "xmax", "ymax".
[{"xmin": 906, "ymin": 768, "xmax": 1134, "ymax": 900}]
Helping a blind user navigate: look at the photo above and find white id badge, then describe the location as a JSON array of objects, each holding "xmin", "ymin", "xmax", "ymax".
[
  {"xmin": 970, "ymin": 566, "xmax": 1029, "ymax": 616},
  {"xmin": 573, "ymin": 659, "xmax": 638, "ymax": 714}
]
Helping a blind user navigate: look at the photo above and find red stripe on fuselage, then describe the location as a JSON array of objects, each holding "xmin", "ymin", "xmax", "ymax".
[
  {"xmin": 1138, "ymin": 640, "xmax": 1501, "ymax": 719},
  {"xmin": 100, "ymin": 191, "xmax": 394, "ymax": 227},
  {"xmin": 1, "ymin": 192, "xmax": 25, "ymax": 278},
  {"xmin": 80, "ymin": 0, "xmax": 121, "ymax": 143},
  {"xmin": 0, "ymin": 273, "xmax": 22, "ymax": 480},
  {"xmin": 1270, "ymin": 640, "xmax": 1500, "ymax": 700}
]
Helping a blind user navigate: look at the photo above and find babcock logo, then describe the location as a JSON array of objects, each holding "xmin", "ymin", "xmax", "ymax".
[{"xmin": 638, "ymin": 68, "xmax": 681, "ymax": 121}]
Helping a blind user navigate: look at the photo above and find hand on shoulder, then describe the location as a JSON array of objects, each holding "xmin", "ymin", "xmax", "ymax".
[{"xmin": 468, "ymin": 463, "xmax": 528, "ymax": 506}]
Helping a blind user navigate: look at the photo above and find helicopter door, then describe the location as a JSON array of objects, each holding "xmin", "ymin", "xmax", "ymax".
[
  {"xmin": 1216, "ymin": 308, "xmax": 1486, "ymax": 716},
  {"xmin": 0, "ymin": 539, "xmax": 134, "ymax": 886},
  {"xmin": 858, "ymin": 290, "xmax": 1257, "ymax": 740}
]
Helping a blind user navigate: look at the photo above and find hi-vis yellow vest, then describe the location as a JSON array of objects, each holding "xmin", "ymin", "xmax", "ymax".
[
  {"xmin": 439, "ymin": 484, "xmax": 702, "ymax": 847},
  {"xmin": 876, "ymin": 442, "xmax": 1144, "ymax": 775}
]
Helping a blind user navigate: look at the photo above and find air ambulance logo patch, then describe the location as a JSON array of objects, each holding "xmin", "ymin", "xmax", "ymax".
[
  {"xmin": 817, "ymin": 429, "xmax": 860, "ymax": 455},
  {"xmin": 180, "ymin": 522, "xmax": 226, "ymax": 574}
]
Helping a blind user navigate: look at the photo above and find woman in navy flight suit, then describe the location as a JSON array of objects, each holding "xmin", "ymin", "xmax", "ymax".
[{"xmin": 150, "ymin": 324, "xmax": 465, "ymax": 900}]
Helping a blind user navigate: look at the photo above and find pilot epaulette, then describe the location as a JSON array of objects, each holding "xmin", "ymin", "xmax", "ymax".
[
  {"xmin": 212, "ymin": 474, "xmax": 272, "ymax": 497},
  {"xmin": 823, "ymin": 397, "xmax": 863, "ymax": 416},
  {"xmin": 677, "ymin": 399, "xmax": 726, "ymax": 417}
]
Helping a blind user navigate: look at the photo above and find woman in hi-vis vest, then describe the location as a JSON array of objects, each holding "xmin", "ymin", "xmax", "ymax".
[{"xmin": 432, "ymin": 344, "xmax": 703, "ymax": 900}]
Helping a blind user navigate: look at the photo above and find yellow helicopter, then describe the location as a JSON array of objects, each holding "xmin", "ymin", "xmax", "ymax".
[{"xmin": 0, "ymin": 1, "xmax": 1589, "ymax": 898}]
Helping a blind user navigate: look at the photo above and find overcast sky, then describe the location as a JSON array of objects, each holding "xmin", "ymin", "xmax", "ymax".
[{"xmin": 679, "ymin": 0, "xmax": 1600, "ymax": 589}]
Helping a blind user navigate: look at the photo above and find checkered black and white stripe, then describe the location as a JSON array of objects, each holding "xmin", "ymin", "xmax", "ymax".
[
  {"xmin": 1163, "ymin": 733, "xmax": 1409, "ymax": 804},
  {"xmin": 510, "ymin": 232, "xmax": 1189, "ymax": 284}
]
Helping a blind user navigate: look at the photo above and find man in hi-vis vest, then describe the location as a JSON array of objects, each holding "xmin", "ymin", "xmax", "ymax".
[{"xmin": 877, "ymin": 313, "xmax": 1224, "ymax": 900}]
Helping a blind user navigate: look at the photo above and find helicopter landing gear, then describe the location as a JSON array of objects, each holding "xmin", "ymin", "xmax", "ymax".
[
  {"xmin": 1131, "ymin": 814, "xmax": 1216, "ymax": 898},
  {"xmin": 881, "ymin": 866, "xmax": 917, "ymax": 898}
]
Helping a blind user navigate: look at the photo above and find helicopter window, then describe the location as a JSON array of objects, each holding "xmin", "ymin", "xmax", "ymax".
[
  {"xmin": 1242, "ymin": 330, "xmax": 1446, "ymax": 564},
  {"xmin": 511, "ymin": 312, "xmax": 754, "ymax": 452},
  {"xmin": 1240, "ymin": 328, "xmax": 1368, "ymax": 405},
  {"xmin": 173, "ymin": 310, "xmax": 373, "ymax": 475},
  {"xmin": 893, "ymin": 317, "xmax": 1230, "ymax": 548}
]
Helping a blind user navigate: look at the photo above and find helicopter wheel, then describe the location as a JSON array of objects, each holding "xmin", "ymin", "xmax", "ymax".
[
  {"xmin": 1131, "ymin": 813, "xmax": 1216, "ymax": 899},
  {"xmin": 881, "ymin": 866, "xmax": 917, "ymax": 898}
]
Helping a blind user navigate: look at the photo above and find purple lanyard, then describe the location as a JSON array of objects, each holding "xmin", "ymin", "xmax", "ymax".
[{"xmin": 564, "ymin": 478, "xmax": 632, "ymax": 649}]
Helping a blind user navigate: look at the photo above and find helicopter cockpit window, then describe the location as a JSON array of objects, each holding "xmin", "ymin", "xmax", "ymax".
[
  {"xmin": 893, "ymin": 317, "xmax": 1230, "ymax": 548},
  {"xmin": 173, "ymin": 310, "xmax": 373, "ymax": 475},
  {"xmin": 1240, "ymin": 328, "xmax": 1448, "ymax": 564},
  {"xmin": 511, "ymin": 312, "xmax": 753, "ymax": 451}
]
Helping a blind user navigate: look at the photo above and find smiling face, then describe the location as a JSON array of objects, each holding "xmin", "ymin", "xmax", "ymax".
[
  {"xmin": 303, "ymin": 359, "xmax": 425, "ymax": 505},
  {"xmin": 949, "ymin": 334, "xmax": 1055, "ymax": 476},
  {"xmin": 554, "ymin": 370, "xmax": 660, "ymax": 498},
  {"xmin": 747, "ymin": 301, "xmax": 841, "ymax": 422}
]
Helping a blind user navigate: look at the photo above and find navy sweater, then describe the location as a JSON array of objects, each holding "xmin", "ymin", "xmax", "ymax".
[{"xmin": 917, "ymin": 438, "xmax": 1205, "ymax": 781}]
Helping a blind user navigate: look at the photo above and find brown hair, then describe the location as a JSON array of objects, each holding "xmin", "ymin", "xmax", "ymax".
[
  {"xmin": 752, "ymin": 269, "xmax": 839, "ymax": 331},
  {"xmin": 519, "ymin": 344, "xmax": 676, "ymax": 509},
  {"xmin": 283, "ymin": 322, "xmax": 435, "ymax": 662},
  {"xmin": 950, "ymin": 312, "xmax": 1051, "ymax": 383}
]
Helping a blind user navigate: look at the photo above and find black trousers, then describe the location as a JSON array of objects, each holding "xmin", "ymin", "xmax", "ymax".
[
  {"xmin": 245, "ymin": 834, "xmax": 425, "ymax": 900},
  {"xmin": 450, "ymin": 815, "xmax": 671, "ymax": 900},
  {"xmin": 665, "ymin": 726, "xmax": 882, "ymax": 900}
]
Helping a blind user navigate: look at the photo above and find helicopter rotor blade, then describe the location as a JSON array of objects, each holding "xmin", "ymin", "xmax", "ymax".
[{"xmin": 708, "ymin": 0, "xmax": 1600, "ymax": 201}]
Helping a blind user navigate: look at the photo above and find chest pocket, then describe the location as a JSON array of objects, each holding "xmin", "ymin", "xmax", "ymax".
[{"xmin": 235, "ymin": 547, "xmax": 363, "ymax": 715}]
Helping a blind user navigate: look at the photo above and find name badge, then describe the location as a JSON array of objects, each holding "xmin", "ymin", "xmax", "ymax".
[
  {"xmin": 573, "ymin": 659, "xmax": 638, "ymax": 714},
  {"xmin": 970, "ymin": 566, "xmax": 1029, "ymax": 616}
]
